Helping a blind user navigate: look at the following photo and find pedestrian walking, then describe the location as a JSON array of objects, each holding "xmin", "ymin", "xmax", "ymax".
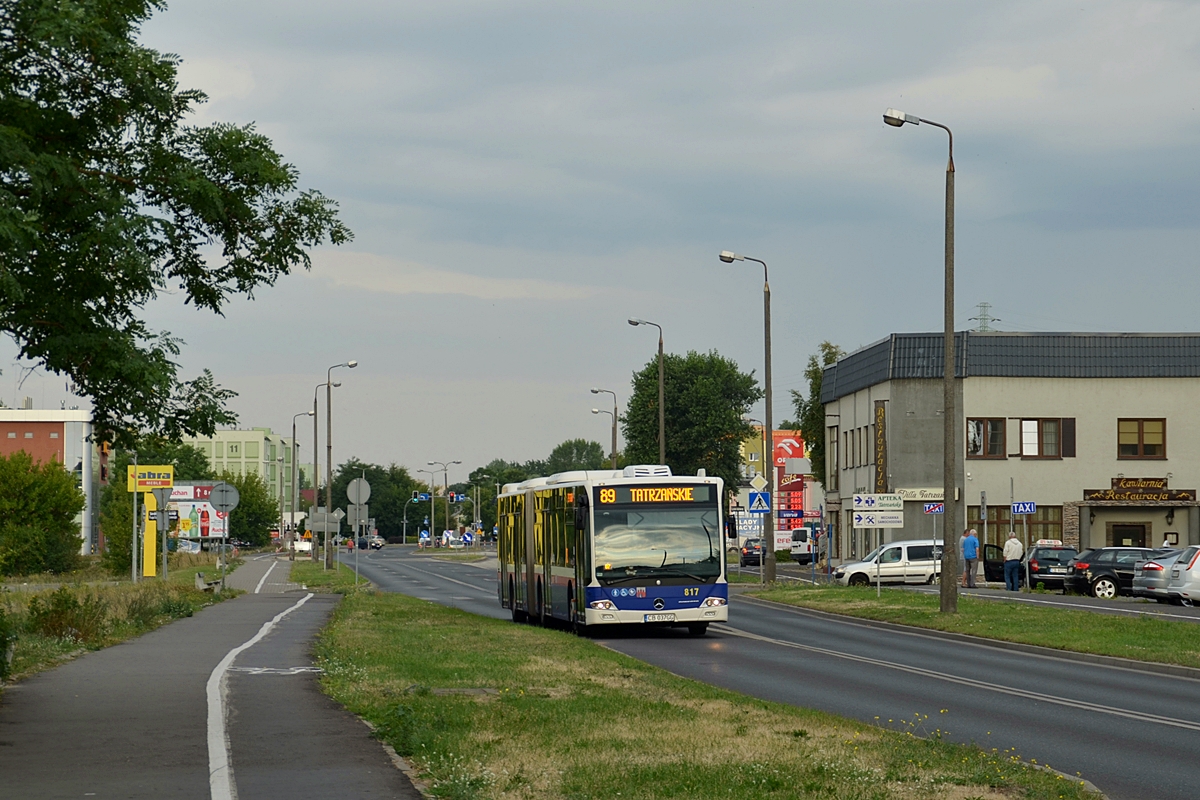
[
  {"xmin": 961, "ymin": 528, "xmax": 980, "ymax": 588},
  {"xmin": 1003, "ymin": 530, "xmax": 1024, "ymax": 591}
]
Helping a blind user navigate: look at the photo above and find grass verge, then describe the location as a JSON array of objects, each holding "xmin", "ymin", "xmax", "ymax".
[
  {"xmin": 290, "ymin": 558, "xmax": 369, "ymax": 593},
  {"xmin": 0, "ymin": 578, "xmax": 232, "ymax": 685},
  {"xmin": 751, "ymin": 584, "xmax": 1200, "ymax": 669},
  {"xmin": 316, "ymin": 591, "xmax": 1100, "ymax": 799},
  {"xmin": 430, "ymin": 553, "xmax": 489, "ymax": 563}
]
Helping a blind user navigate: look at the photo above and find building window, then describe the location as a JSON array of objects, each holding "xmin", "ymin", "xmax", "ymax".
[
  {"xmin": 215, "ymin": 441, "xmax": 224, "ymax": 457},
  {"xmin": 748, "ymin": 452, "xmax": 759, "ymax": 462},
  {"xmin": 827, "ymin": 427, "xmax": 839, "ymax": 491},
  {"xmin": 1118, "ymin": 418, "xmax": 1165, "ymax": 459},
  {"xmin": 1020, "ymin": 418, "xmax": 1072, "ymax": 459},
  {"xmin": 968, "ymin": 505, "xmax": 1062, "ymax": 546},
  {"xmin": 227, "ymin": 442, "xmax": 239, "ymax": 456},
  {"xmin": 24, "ymin": 432, "xmax": 33, "ymax": 438},
  {"xmin": 6, "ymin": 432, "xmax": 14, "ymax": 439},
  {"xmin": 245, "ymin": 441, "xmax": 259, "ymax": 459},
  {"xmin": 49, "ymin": 431, "xmax": 59, "ymax": 439},
  {"xmin": 966, "ymin": 418, "xmax": 1005, "ymax": 458}
]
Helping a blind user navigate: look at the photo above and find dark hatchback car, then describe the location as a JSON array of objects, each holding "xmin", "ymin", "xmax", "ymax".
[
  {"xmin": 1068, "ymin": 547, "xmax": 1169, "ymax": 598},
  {"xmin": 740, "ymin": 538, "xmax": 763, "ymax": 567},
  {"xmin": 982, "ymin": 543, "xmax": 1077, "ymax": 589}
]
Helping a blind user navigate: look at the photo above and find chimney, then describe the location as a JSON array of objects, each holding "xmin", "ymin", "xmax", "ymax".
[{"xmin": 21, "ymin": 397, "xmax": 33, "ymax": 410}]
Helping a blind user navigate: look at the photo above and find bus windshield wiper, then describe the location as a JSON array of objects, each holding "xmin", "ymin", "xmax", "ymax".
[{"xmin": 652, "ymin": 566, "xmax": 709, "ymax": 583}]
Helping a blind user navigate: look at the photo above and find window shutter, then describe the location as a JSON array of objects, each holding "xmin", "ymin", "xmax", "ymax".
[{"xmin": 1061, "ymin": 418, "xmax": 1076, "ymax": 458}]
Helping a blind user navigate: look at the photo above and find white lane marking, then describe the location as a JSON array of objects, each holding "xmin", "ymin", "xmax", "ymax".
[
  {"xmin": 208, "ymin": 593, "xmax": 314, "ymax": 800},
  {"xmin": 227, "ymin": 666, "xmax": 323, "ymax": 675},
  {"xmin": 253, "ymin": 561, "xmax": 277, "ymax": 594},
  {"xmin": 713, "ymin": 624, "xmax": 1200, "ymax": 732},
  {"xmin": 393, "ymin": 563, "xmax": 492, "ymax": 594}
]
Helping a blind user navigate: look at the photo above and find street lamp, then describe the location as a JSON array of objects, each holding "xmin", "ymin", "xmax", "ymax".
[
  {"xmin": 325, "ymin": 360, "xmax": 357, "ymax": 568},
  {"xmin": 628, "ymin": 318, "xmax": 665, "ymax": 465},
  {"xmin": 883, "ymin": 107, "xmax": 958, "ymax": 613},
  {"xmin": 591, "ymin": 387, "xmax": 619, "ymax": 469},
  {"xmin": 428, "ymin": 460, "xmax": 461, "ymax": 538},
  {"xmin": 312, "ymin": 380, "xmax": 340, "ymax": 563},
  {"xmin": 277, "ymin": 454, "xmax": 285, "ymax": 561},
  {"xmin": 718, "ymin": 250, "xmax": 776, "ymax": 583},
  {"xmin": 591, "ymin": 408, "xmax": 617, "ymax": 468},
  {"xmin": 290, "ymin": 411, "xmax": 313, "ymax": 561}
]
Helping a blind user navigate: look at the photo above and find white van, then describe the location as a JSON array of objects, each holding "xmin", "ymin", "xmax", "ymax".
[
  {"xmin": 833, "ymin": 540, "xmax": 944, "ymax": 586},
  {"xmin": 790, "ymin": 528, "xmax": 815, "ymax": 564}
]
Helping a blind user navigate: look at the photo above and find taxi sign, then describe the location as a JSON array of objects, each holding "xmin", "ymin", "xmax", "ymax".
[{"xmin": 1035, "ymin": 539, "xmax": 1063, "ymax": 546}]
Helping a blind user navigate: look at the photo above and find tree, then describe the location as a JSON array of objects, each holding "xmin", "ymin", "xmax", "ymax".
[
  {"xmin": 329, "ymin": 459, "xmax": 421, "ymax": 542},
  {"xmin": 545, "ymin": 439, "xmax": 606, "ymax": 474},
  {"xmin": 218, "ymin": 471, "xmax": 276, "ymax": 547},
  {"xmin": 0, "ymin": 451, "xmax": 86, "ymax": 575},
  {"xmin": 622, "ymin": 349, "xmax": 762, "ymax": 493},
  {"xmin": 0, "ymin": 0, "xmax": 352, "ymax": 446},
  {"xmin": 789, "ymin": 341, "xmax": 844, "ymax": 487},
  {"xmin": 98, "ymin": 439, "xmax": 213, "ymax": 573},
  {"xmin": 464, "ymin": 459, "xmax": 532, "ymax": 532}
]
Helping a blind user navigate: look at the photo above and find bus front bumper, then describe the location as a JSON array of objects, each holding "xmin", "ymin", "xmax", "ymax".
[{"xmin": 583, "ymin": 606, "xmax": 728, "ymax": 626}]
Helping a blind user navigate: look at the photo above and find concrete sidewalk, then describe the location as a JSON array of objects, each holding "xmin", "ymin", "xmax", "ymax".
[
  {"xmin": 225, "ymin": 553, "xmax": 305, "ymax": 593},
  {"xmin": 0, "ymin": 592, "xmax": 422, "ymax": 799}
]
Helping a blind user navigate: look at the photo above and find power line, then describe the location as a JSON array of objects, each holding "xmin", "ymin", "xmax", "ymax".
[{"xmin": 968, "ymin": 302, "xmax": 1000, "ymax": 332}]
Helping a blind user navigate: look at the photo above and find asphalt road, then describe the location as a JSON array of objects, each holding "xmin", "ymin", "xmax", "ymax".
[
  {"xmin": 350, "ymin": 546, "xmax": 1200, "ymax": 800},
  {"xmin": 0, "ymin": 558, "xmax": 420, "ymax": 800}
]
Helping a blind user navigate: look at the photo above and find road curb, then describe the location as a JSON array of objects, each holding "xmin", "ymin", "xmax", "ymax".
[
  {"xmin": 735, "ymin": 593, "xmax": 1200, "ymax": 682},
  {"xmin": 359, "ymin": 718, "xmax": 435, "ymax": 799}
]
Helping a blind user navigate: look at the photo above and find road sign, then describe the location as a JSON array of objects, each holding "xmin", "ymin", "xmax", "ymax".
[
  {"xmin": 418, "ymin": 530, "xmax": 430, "ymax": 541},
  {"xmin": 150, "ymin": 487, "xmax": 173, "ymax": 509},
  {"xmin": 332, "ymin": 508, "xmax": 345, "ymax": 520},
  {"xmin": 749, "ymin": 473, "xmax": 768, "ymax": 492},
  {"xmin": 748, "ymin": 492, "xmax": 771, "ymax": 514},
  {"xmin": 462, "ymin": 532, "xmax": 474, "ymax": 545},
  {"xmin": 923, "ymin": 503, "xmax": 945, "ymax": 515},
  {"xmin": 347, "ymin": 503, "xmax": 369, "ymax": 527},
  {"xmin": 347, "ymin": 477, "xmax": 371, "ymax": 504},
  {"xmin": 1012, "ymin": 501, "xmax": 1037, "ymax": 515},
  {"xmin": 853, "ymin": 511, "xmax": 904, "ymax": 528},
  {"xmin": 852, "ymin": 493, "xmax": 903, "ymax": 511},
  {"xmin": 418, "ymin": 493, "xmax": 431, "ymax": 502},
  {"xmin": 210, "ymin": 482, "xmax": 240, "ymax": 513}
]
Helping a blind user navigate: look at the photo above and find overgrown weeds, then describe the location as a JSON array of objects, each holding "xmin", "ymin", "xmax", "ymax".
[{"xmin": 1, "ymin": 580, "xmax": 228, "ymax": 684}]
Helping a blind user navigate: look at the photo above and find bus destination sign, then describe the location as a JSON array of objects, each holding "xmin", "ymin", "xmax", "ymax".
[{"xmin": 596, "ymin": 485, "xmax": 713, "ymax": 504}]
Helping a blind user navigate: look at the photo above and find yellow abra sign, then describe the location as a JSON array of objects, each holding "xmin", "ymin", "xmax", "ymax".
[{"xmin": 126, "ymin": 465, "xmax": 174, "ymax": 492}]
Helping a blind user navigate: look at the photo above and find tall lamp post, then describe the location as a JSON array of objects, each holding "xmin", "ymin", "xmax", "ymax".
[
  {"xmin": 276, "ymin": 455, "xmax": 285, "ymax": 558},
  {"xmin": 883, "ymin": 107, "xmax": 958, "ymax": 613},
  {"xmin": 745, "ymin": 417, "xmax": 769, "ymax": 585},
  {"xmin": 591, "ymin": 388, "xmax": 619, "ymax": 468},
  {"xmin": 325, "ymin": 360, "xmax": 358, "ymax": 567},
  {"xmin": 719, "ymin": 251, "xmax": 776, "ymax": 583},
  {"xmin": 427, "ymin": 460, "xmax": 461, "ymax": 538},
  {"xmin": 291, "ymin": 411, "xmax": 313, "ymax": 561},
  {"xmin": 311, "ymin": 380, "xmax": 339, "ymax": 562},
  {"xmin": 592, "ymin": 408, "xmax": 616, "ymax": 467},
  {"xmin": 628, "ymin": 318, "xmax": 665, "ymax": 466}
]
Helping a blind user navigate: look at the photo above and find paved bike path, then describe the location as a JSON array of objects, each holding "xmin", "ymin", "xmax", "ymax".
[{"xmin": 0, "ymin": 591, "xmax": 420, "ymax": 799}]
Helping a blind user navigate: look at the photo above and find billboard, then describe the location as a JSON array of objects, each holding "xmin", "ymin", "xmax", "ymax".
[
  {"xmin": 169, "ymin": 484, "xmax": 229, "ymax": 539},
  {"xmin": 773, "ymin": 431, "xmax": 806, "ymax": 530}
]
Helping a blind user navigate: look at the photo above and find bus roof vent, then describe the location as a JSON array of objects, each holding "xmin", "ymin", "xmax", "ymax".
[{"xmin": 622, "ymin": 465, "xmax": 673, "ymax": 478}]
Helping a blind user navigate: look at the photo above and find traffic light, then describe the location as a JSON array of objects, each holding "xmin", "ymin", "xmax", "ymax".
[{"xmin": 411, "ymin": 490, "xmax": 419, "ymax": 501}]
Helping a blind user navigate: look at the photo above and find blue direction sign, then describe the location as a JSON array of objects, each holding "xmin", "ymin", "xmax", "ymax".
[
  {"xmin": 462, "ymin": 532, "xmax": 474, "ymax": 545},
  {"xmin": 418, "ymin": 530, "xmax": 430, "ymax": 541},
  {"xmin": 748, "ymin": 492, "xmax": 771, "ymax": 514},
  {"xmin": 1012, "ymin": 501, "xmax": 1037, "ymax": 515},
  {"xmin": 924, "ymin": 503, "xmax": 945, "ymax": 515},
  {"xmin": 417, "ymin": 493, "xmax": 431, "ymax": 502}
]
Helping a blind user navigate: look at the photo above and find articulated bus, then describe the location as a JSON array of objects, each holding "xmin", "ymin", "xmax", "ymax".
[{"xmin": 497, "ymin": 465, "xmax": 728, "ymax": 635}]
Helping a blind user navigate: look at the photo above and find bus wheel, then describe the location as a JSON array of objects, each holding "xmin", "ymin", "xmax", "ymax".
[{"xmin": 688, "ymin": 623, "xmax": 708, "ymax": 636}]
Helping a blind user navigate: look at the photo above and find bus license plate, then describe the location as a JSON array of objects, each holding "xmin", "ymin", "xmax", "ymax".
[{"xmin": 644, "ymin": 613, "xmax": 675, "ymax": 622}]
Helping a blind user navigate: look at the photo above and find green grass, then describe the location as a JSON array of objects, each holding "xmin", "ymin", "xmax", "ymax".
[
  {"xmin": 0, "ymin": 555, "xmax": 113, "ymax": 588},
  {"xmin": 430, "ymin": 553, "xmax": 489, "ymax": 563},
  {"xmin": 751, "ymin": 584, "xmax": 1200, "ymax": 668},
  {"xmin": 289, "ymin": 558, "xmax": 370, "ymax": 593},
  {"xmin": 315, "ymin": 590, "xmax": 1100, "ymax": 799}
]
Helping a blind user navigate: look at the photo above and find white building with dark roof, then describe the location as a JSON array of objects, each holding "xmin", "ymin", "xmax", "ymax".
[{"xmin": 821, "ymin": 332, "xmax": 1200, "ymax": 563}]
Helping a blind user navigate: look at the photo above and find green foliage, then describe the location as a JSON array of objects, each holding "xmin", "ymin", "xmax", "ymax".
[
  {"xmin": 0, "ymin": 452, "xmax": 86, "ymax": 576},
  {"xmin": 99, "ymin": 440, "xmax": 212, "ymax": 574},
  {"xmin": 0, "ymin": 606, "xmax": 15, "ymax": 680},
  {"xmin": 789, "ymin": 342, "xmax": 844, "ymax": 487},
  {"xmin": 0, "ymin": 0, "xmax": 351, "ymax": 445},
  {"xmin": 26, "ymin": 587, "xmax": 108, "ymax": 643},
  {"xmin": 622, "ymin": 349, "xmax": 762, "ymax": 493},
  {"xmin": 544, "ymin": 438, "xmax": 606, "ymax": 474},
  {"xmin": 217, "ymin": 471, "xmax": 277, "ymax": 547},
  {"xmin": 329, "ymin": 459, "xmax": 421, "ymax": 542}
]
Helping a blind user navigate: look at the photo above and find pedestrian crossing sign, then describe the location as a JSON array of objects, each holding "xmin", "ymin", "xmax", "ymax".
[{"xmin": 748, "ymin": 492, "xmax": 771, "ymax": 514}]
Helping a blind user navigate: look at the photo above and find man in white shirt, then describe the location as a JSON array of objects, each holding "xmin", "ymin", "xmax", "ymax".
[{"xmin": 1003, "ymin": 531, "xmax": 1024, "ymax": 591}]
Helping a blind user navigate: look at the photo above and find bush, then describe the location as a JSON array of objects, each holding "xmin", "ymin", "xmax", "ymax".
[
  {"xmin": 26, "ymin": 587, "xmax": 108, "ymax": 644},
  {"xmin": 0, "ymin": 452, "xmax": 86, "ymax": 576},
  {"xmin": 0, "ymin": 606, "xmax": 16, "ymax": 680}
]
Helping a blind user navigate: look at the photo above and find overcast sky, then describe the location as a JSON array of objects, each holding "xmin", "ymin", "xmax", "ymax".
[{"xmin": 6, "ymin": 1, "xmax": 1199, "ymax": 481}]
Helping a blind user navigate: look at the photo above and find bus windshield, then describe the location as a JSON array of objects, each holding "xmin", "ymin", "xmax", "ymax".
[{"xmin": 593, "ymin": 504, "xmax": 721, "ymax": 584}]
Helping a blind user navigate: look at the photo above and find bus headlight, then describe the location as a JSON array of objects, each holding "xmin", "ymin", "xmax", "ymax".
[
  {"xmin": 589, "ymin": 600, "xmax": 615, "ymax": 610},
  {"xmin": 702, "ymin": 597, "xmax": 727, "ymax": 607}
]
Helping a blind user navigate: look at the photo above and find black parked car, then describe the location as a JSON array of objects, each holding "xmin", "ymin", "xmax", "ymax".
[
  {"xmin": 1068, "ymin": 547, "xmax": 1169, "ymax": 598},
  {"xmin": 739, "ymin": 538, "xmax": 763, "ymax": 567},
  {"xmin": 1026, "ymin": 545, "xmax": 1078, "ymax": 591}
]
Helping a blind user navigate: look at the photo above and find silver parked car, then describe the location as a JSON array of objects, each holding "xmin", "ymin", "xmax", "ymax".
[
  {"xmin": 1133, "ymin": 550, "xmax": 1184, "ymax": 603},
  {"xmin": 834, "ymin": 540, "xmax": 943, "ymax": 587},
  {"xmin": 1166, "ymin": 547, "xmax": 1200, "ymax": 606}
]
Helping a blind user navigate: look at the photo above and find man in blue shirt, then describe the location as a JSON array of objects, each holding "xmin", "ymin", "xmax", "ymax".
[{"xmin": 961, "ymin": 528, "xmax": 980, "ymax": 588}]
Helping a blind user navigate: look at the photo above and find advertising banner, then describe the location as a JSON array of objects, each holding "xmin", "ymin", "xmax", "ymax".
[
  {"xmin": 772, "ymin": 431, "xmax": 806, "ymax": 530},
  {"xmin": 168, "ymin": 484, "xmax": 229, "ymax": 539}
]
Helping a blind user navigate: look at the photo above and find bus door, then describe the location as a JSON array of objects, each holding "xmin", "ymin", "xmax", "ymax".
[
  {"xmin": 573, "ymin": 490, "xmax": 590, "ymax": 620},
  {"xmin": 525, "ymin": 489, "xmax": 538, "ymax": 617}
]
